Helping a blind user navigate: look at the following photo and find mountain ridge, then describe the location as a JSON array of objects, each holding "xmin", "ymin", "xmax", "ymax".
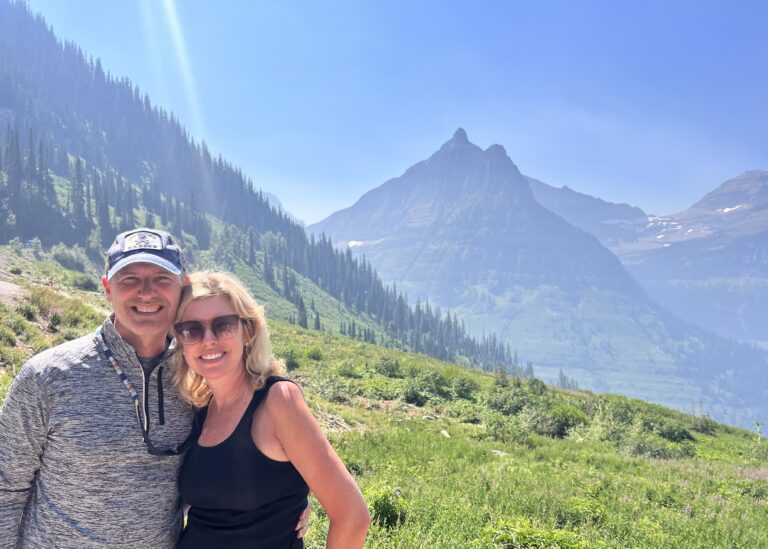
[{"xmin": 309, "ymin": 129, "xmax": 768, "ymax": 427}]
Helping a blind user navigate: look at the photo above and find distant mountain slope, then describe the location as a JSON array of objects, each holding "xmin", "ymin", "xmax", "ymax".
[
  {"xmin": 310, "ymin": 130, "xmax": 768, "ymax": 427},
  {"xmin": 526, "ymin": 176, "xmax": 648, "ymax": 247},
  {"xmin": 619, "ymin": 170, "xmax": 768, "ymax": 344}
]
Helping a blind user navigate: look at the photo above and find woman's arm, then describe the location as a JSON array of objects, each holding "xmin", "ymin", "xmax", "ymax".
[{"xmin": 264, "ymin": 382, "xmax": 370, "ymax": 549}]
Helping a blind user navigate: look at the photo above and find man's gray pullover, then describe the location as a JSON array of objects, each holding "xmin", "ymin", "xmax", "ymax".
[{"xmin": 0, "ymin": 318, "xmax": 195, "ymax": 548}]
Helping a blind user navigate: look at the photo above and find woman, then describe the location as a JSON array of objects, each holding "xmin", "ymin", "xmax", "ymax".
[{"xmin": 173, "ymin": 271, "xmax": 370, "ymax": 548}]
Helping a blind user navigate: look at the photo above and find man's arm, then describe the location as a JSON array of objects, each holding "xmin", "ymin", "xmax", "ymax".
[{"xmin": 0, "ymin": 362, "xmax": 50, "ymax": 547}]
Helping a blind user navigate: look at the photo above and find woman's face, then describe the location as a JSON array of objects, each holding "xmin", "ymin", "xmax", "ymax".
[{"xmin": 177, "ymin": 295, "xmax": 247, "ymax": 383}]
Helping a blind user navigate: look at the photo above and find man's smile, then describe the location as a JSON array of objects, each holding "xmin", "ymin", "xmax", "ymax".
[{"xmin": 133, "ymin": 304, "xmax": 163, "ymax": 314}]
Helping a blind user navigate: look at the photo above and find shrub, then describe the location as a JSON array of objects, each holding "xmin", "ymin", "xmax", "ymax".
[
  {"xmin": 345, "ymin": 460, "xmax": 368, "ymax": 477},
  {"xmin": 452, "ymin": 376, "xmax": 479, "ymax": 400},
  {"xmin": 486, "ymin": 386, "xmax": 530, "ymax": 416},
  {"xmin": 51, "ymin": 243, "xmax": 89, "ymax": 272},
  {"xmin": 601, "ymin": 397, "xmax": 635, "ymax": 425},
  {"xmin": 0, "ymin": 346, "xmax": 25, "ymax": 370},
  {"xmin": 29, "ymin": 335, "xmax": 50, "ymax": 354},
  {"xmin": 0, "ymin": 326, "xmax": 16, "ymax": 346},
  {"xmin": 361, "ymin": 376, "xmax": 401, "ymax": 400},
  {"xmin": 375, "ymin": 356, "xmax": 401, "ymax": 378},
  {"xmin": 48, "ymin": 312, "xmax": 62, "ymax": 332},
  {"xmin": 643, "ymin": 481, "xmax": 682, "ymax": 508},
  {"xmin": 643, "ymin": 416, "xmax": 694, "ymax": 443},
  {"xmin": 8, "ymin": 238, "xmax": 23, "ymax": 254},
  {"xmin": 480, "ymin": 517, "xmax": 590, "ymax": 549},
  {"xmin": 305, "ymin": 347, "xmax": 323, "ymax": 361},
  {"xmin": 59, "ymin": 328, "xmax": 80, "ymax": 341},
  {"xmin": 691, "ymin": 415, "xmax": 717, "ymax": 435},
  {"xmin": 620, "ymin": 422, "xmax": 695, "ymax": 459},
  {"xmin": 6, "ymin": 315, "xmax": 32, "ymax": 338},
  {"xmin": 366, "ymin": 486, "xmax": 409, "ymax": 529},
  {"xmin": 520, "ymin": 405, "xmax": 563, "ymax": 438},
  {"xmin": 10, "ymin": 267, "xmax": 22, "ymax": 275},
  {"xmin": 444, "ymin": 400, "xmax": 483, "ymax": 424},
  {"xmin": 282, "ymin": 349, "xmax": 300, "ymax": 370},
  {"xmin": 308, "ymin": 376, "xmax": 348, "ymax": 403},
  {"xmin": 415, "ymin": 370, "xmax": 449, "ymax": 397},
  {"xmin": 554, "ymin": 496, "xmax": 605, "ymax": 527},
  {"xmin": 15, "ymin": 303, "xmax": 36, "ymax": 321},
  {"xmin": 402, "ymin": 380, "xmax": 427, "ymax": 406},
  {"xmin": 401, "ymin": 371, "xmax": 449, "ymax": 405},
  {"xmin": 483, "ymin": 412, "xmax": 533, "ymax": 446},
  {"xmin": 337, "ymin": 361, "xmax": 361, "ymax": 378},
  {"xmin": 526, "ymin": 377, "xmax": 547, "ymax": 396},
  {"xmin": 547, "ymin": 403, "xmax": 589, "ymax": 438},
  {"xmin": 70, "ymin": 273, "xmax": 99, "ymax": 292}
]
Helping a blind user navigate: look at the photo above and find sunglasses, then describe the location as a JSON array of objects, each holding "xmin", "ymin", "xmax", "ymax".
[{"xmin": 174, "ymin": 314, "xmax": 243, "ymax": 344}]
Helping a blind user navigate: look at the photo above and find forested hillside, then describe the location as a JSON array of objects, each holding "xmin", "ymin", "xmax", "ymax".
[{"xmin": 0, "ymin": 0, "xmax": 515, "ymax": 372}]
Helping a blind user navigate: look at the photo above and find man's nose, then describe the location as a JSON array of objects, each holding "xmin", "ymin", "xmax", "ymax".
[{"xmin": 137, "ymin": 279, "xmax": 157, "ymax": 296}]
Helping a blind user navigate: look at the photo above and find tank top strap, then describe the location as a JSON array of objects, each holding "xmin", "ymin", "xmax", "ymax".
[{"xmin": 233, "ymin": 376, "xmax": 295, "ymax": 437}]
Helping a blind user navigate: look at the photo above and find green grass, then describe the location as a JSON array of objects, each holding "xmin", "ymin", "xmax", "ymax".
[{"xmin": 1, "ymin": 251, "xmax": 767, "ymax": 547}]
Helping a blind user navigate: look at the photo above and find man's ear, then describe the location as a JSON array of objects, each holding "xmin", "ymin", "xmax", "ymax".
[
  {"xmin": 184, "ymin": 275, "xmax": 191, "ymax": 285},
  {"xmin": 101, "ymin": 276, "xmax": 112, "ymax": 300}
]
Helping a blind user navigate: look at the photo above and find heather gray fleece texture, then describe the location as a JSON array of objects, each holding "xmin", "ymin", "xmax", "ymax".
[{"xmin": 0, "ymin": 317, "xmax": 195, "ymax": 548}]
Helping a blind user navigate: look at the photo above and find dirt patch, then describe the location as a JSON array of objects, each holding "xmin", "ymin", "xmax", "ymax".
[{"xmin": 0, "ymin": 280, "xmax": 27, "ymax": 307}]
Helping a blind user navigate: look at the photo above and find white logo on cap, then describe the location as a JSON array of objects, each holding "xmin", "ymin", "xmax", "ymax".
[{"xmin": 123, "ymin": 231, "xmax": 163, "ymax": 252}]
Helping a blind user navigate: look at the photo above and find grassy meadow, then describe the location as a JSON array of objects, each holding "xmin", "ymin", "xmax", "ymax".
[{"xmin": 1, "ymin": 249, "xmax": 767, "ymax": 548}]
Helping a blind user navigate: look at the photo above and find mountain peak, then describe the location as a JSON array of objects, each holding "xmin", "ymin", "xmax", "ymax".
[
  {"xmin": 437, "ymin": 127, "xmax": 481, "ymax": 155},
  {"xmin": 688, "ymin": 169, "xmax": 768, "ymax": 214},
  {"xmin": 452, "ymin": 127, "xmax": 468, "ymax": 143},
  {"xmin": 485, "ymin": 143, "xmax": 507, "ymax": 157}
]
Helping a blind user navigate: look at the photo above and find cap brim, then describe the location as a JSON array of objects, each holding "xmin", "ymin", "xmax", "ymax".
[{"xmin": 107, "ymin": 253, "xmax": 182, "ymax": 281}]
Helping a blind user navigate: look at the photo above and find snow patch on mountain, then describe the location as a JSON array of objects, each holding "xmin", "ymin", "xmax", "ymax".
[
  {"xmin": 718, "ymin": 204, "xmax": 744, "ymax": 214},
  {"xmin": 348, "ymin": 239, "xmax": 384, "ymax": 249}
]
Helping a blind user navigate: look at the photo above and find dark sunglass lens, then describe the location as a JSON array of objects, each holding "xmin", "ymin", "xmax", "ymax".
[
  {"xmin": 213, "ymin": 315, "xmax": 240, "ymax": 339},
  {"xmin": 175, "ymin": 321, "xmax": 204, "ymax": 343}
]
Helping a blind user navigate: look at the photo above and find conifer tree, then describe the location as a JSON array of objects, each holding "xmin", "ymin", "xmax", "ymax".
[
  {"xmin": 70, "ymin": 157, "xmax": 86, "ymax": 221},
  {"xmin": 297, "ymin": 296, "xmax": 308, "ymax": 329},
  {"xmin": 24, "ymin": 128, "xmax": 37, "ymax": 182}
]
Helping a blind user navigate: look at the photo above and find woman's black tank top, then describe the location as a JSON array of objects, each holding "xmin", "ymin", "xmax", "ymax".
[{"xmin": 177, "ymin": 377, "xmax": 308, "ymax": 548}]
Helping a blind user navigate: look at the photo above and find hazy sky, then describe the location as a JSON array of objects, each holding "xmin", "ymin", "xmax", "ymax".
[{"xmin": 26, "ymin": 0, "xmax": 768, "ymax": 224}]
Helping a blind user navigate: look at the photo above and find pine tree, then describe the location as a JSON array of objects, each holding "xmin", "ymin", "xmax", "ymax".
[
  {"xmin": 6, "ymin": 125, "xmax": 23, "ymax": 195},
  {"xmin": 97, "ymin": 199, "xmax": 113, "ymax": 246},
  {"xmin": 24, "ymin": 128, "xmax": 36, "ymax": 182},
  {"xmin": 297, "ymin": 296, "xmax": 308, "ymax": 329},
  {"xmin": 70, "ymin": 157, "xmax": 86, "ymax": 221}
]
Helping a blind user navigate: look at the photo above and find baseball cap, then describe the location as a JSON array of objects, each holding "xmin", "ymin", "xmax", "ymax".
[{"xmin": 105, "ymin": 228, "xmax": 186, "ymax": 281}]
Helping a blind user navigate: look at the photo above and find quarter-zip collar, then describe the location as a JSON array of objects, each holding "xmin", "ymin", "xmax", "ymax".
[{"xmin": 100, "ymin": 315, "xmax": 176, "ymax": 371}]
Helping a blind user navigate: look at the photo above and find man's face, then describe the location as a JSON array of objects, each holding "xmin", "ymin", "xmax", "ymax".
[{"xmin": 103, "ymin": 262, "xmax": 184, "ymax": 354}]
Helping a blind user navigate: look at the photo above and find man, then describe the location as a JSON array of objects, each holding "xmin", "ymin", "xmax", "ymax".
[{"xmin": 0, "ymin": 228, "xmax": 307, "ymax": 548}]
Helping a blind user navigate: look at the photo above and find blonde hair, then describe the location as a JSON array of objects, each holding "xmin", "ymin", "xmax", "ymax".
[{"xmin": 174, "ymin": 271, "xmax": 285, "ymax": 407}]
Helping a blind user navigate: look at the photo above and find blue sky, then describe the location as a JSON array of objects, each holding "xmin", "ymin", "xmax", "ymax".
[{"xmin": 26, "ymin": 0, "xmax": 768, "ymax": 224}]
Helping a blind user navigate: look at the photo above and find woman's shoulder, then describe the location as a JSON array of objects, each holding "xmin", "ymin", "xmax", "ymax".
[{"xmin": 263, "ymin": 377, "xmax": 305, "ymax": 410}]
